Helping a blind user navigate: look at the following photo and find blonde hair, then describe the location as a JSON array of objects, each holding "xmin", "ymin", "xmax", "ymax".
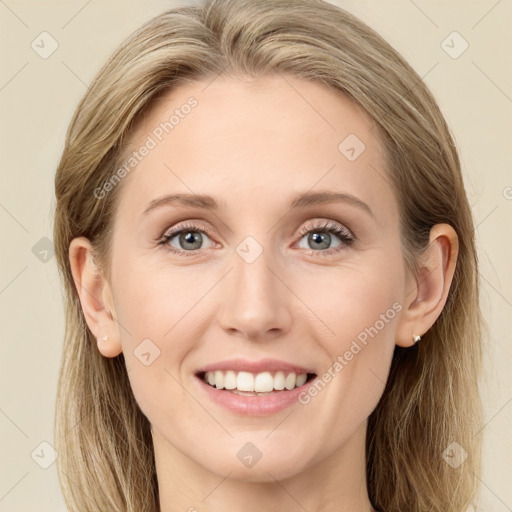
[{"xmin": 53, "ymin": 1, "xmax": 484, "ymax": 510}]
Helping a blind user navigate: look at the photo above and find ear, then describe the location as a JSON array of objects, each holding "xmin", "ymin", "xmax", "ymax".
[
  {"xmin": 68, "ymin": 236, "xmax": 122, "ymax": 358},
  {"xmin": 395, "ymin": 223, "xmax": 459, "ymax": 348}
]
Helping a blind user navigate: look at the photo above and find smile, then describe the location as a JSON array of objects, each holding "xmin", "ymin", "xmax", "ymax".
[{"xmin": 194, "ymin": 370, "xmax": 318, "ymax": 416}]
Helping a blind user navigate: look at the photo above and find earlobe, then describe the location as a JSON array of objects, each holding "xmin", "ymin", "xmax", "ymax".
[
  {"xmin": 395, "ymin": 223, "xmax": 459, "ymax": 348},
  {"xmin": 68, "ymin": 237, "xmax": 122, "ymax": 358}
]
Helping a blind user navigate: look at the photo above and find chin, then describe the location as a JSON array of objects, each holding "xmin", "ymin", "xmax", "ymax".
[{"xmin": 203, "ymin": 450, "xmax": 311, "ymax": 482}]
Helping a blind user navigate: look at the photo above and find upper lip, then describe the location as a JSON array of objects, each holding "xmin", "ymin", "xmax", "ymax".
[{"xmin": 196, "ymin": 358, "xmax": 316, "ymax": 375}]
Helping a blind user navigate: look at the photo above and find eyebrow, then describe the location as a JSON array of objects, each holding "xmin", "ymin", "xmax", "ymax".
[{"xmin": 142, "ymin": 191, "xmax": 374, "ymax": 218}]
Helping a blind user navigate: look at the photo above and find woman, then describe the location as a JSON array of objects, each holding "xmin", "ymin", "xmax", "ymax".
[{"xmin": 53, "ymin": 0, "xmax": 484, "ymax": 511}]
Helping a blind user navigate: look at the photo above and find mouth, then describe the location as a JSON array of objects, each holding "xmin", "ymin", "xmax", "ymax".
[{"xmin": 195, "ymin": 370, "xmax": 317, "ymax": 396}]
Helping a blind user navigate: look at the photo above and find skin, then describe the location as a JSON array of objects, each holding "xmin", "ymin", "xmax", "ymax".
[{"xmin": 69, "ymin": 73, "xmax": 458, "ymax": 512}]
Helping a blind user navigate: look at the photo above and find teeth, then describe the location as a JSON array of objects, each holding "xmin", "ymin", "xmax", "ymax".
[
  {"xmin": 224, "ymin": 371, "xmax": 236, "ymax": 390},
  {"xmin": 295, "ymin": 373, "xmax": 307, "ymax": 387},
  {"xmin": 274, "ymin": 371, "xmax": 285, "ymax": 390},
  {"xmin": 202, "ymin": 370, "xmax": 310, "ymax": 392},
  {"xmin": 254, "ymin": 372, "xmax": 273, "ymax": 392},
  {"xmin": 237, "ymin": 371, "xmax": 256, "ymax": 391},
  {"xmin": 214, "ymin": 370, "xmax": 224, "ymax": 389}
]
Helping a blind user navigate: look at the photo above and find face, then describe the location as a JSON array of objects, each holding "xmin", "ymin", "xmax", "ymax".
[{"xmin": 106, "ymin": 73, "xmax": 411, "ymax": 481}]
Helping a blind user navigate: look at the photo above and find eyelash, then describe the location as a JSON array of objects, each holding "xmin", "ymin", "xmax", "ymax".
[{"xmin": 157, "ymin": 220, "xmax": 355, "ymax": 258}]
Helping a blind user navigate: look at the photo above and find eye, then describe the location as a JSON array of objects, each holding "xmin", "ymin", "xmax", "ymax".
[
  {"xmin": 158, "ymin": 222, "xmax": 215, "ymax": 256},
  {"xmin": 296, "ymin": 220, "xmax": 354, "ymax": 257}
]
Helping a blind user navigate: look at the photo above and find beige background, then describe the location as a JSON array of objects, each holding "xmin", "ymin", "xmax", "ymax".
[{"xmin": 0, "ymin": 0, "xmax": 511, "ymax": 510}]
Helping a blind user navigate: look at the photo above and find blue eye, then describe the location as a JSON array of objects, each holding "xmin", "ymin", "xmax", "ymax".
[
  {"xmin": 158, "ymin": 222, "xmax": 215, "ymax": 257},
  {"xmin": 158, "ymin": 220, "xmax": 354, "ymax": 257},
  {"xmin": 297, "ymin": 221, "xmax": 354, "ymax": 257}
]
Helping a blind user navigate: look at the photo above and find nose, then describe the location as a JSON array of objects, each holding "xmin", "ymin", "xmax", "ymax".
[{"xmin": 217, "ymin": 243, "xmax": 293, "ymax": 342}]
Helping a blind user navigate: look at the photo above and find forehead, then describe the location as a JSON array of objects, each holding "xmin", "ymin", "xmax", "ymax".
[{"xmin": 115, "ymin": 73, "xmax": 396, "ymax": 222}]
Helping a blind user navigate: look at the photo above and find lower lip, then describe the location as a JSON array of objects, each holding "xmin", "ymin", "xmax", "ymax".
[{"xmin": 194, "ymin": 374, "xmax": 316, "ymax": 416}]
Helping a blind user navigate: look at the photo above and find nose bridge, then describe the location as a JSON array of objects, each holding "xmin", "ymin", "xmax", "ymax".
[{"xmin": 217, "ymin": 236, "xmax": 292, "ymax": 338}]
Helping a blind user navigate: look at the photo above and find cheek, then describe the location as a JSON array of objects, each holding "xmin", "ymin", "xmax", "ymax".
[
  {"xmin": 113, "ymin": 255, "xmax": 200, "ymax": 338},
  {"xmin": 296, "ymin": 254, "xmax": 403, "ymax": 413},
  {"xmin": 299, "ymin": 254, "xmax": 404, "ymax": 350},
  {"xmin": 111, "ymin": 259, "xmax": 210, "ymax": 413}
]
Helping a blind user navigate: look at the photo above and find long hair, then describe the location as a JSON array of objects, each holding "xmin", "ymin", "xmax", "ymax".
[{"xmin": 53, "ymin": 1, "xmax": 484, "ymax": 510}]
